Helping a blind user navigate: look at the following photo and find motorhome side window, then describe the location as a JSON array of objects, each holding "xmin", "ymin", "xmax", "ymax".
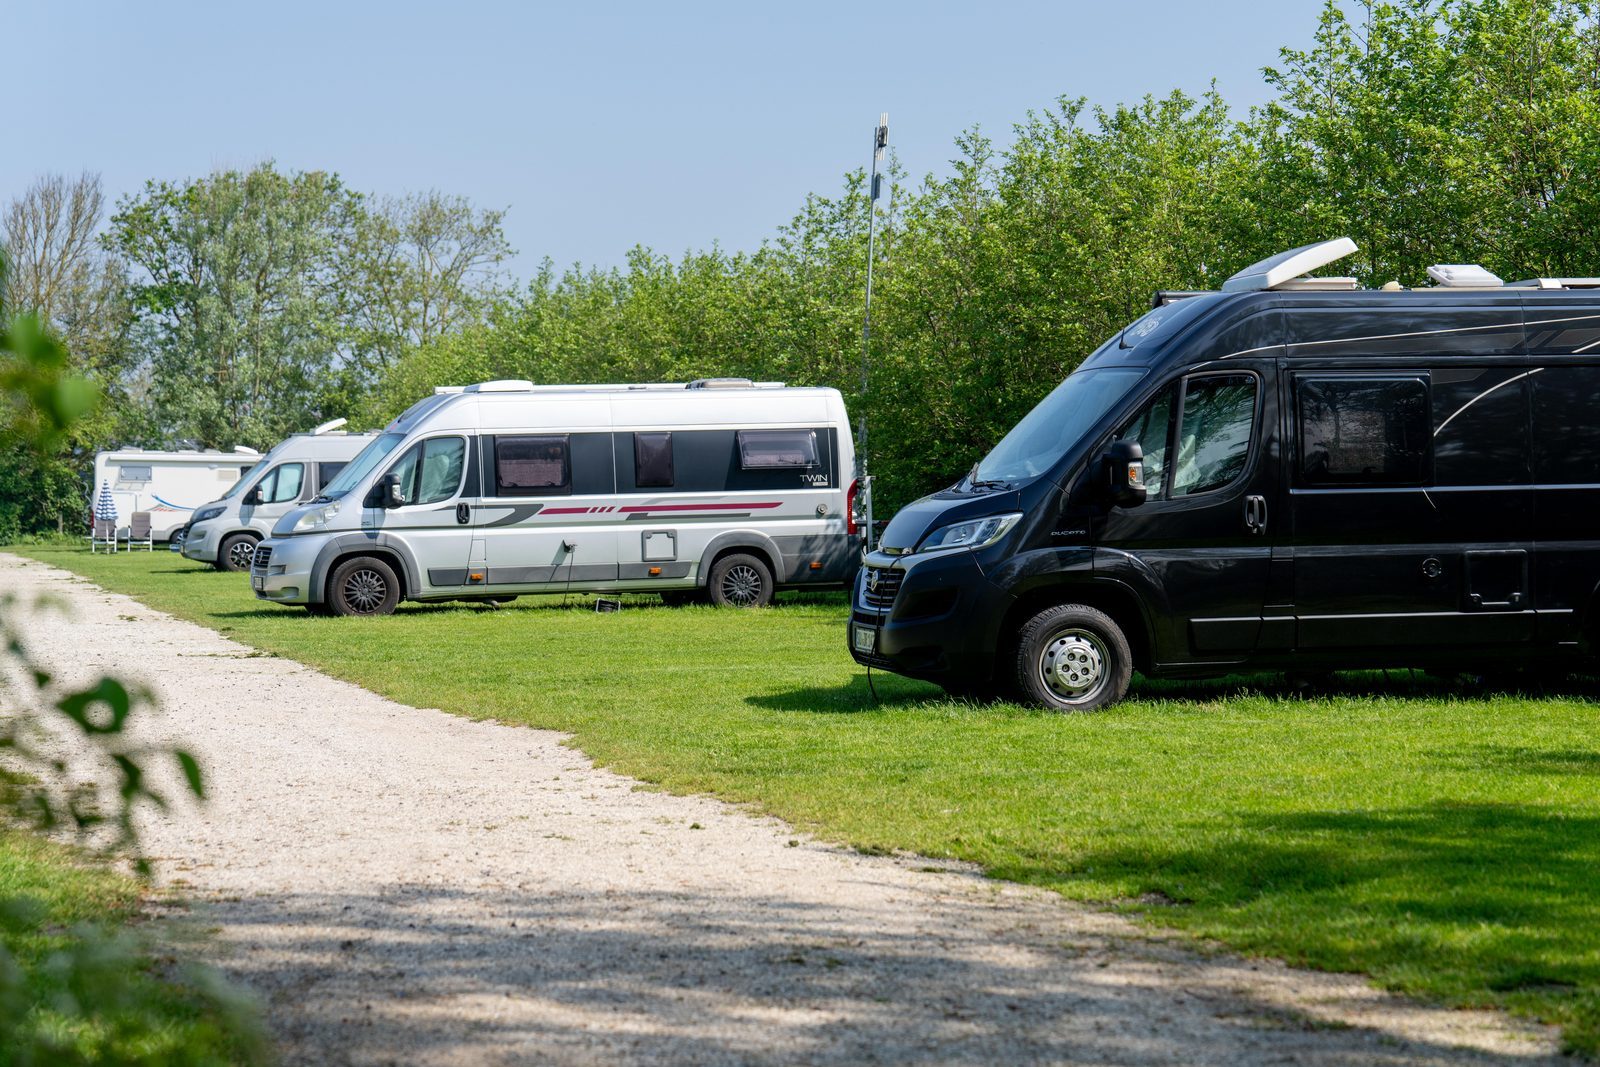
[
  {"xmin": 386, "ymin": 437, "xmax": 466, "ymax": 505},
  {"xmin": 260, "ymin": 463, "xmax": 305, "ymax": 503},
  {"xmin": 316, "ymin": 462, "xmax": 346, "ymax": 491},
  {"xmin": 1114, "ymin": 374, "xmax": 1256, "ymax": 498},
  {"xmin": 1296, "ymin": 376, "xmax": 1429, "ymax": 485},
  {"xmin": 634, "ymin": 432, "xmax": 674, "ymax": 488},
  {"xmin": 737, "ymin": 429, "xmax": 818, "ymax": 470},
  {"xmin": 495, "ymin": 435, "xmax": 571, "ymax": 495}
]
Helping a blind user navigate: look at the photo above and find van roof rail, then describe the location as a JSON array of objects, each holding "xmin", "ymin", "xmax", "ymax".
[
  {"xmin": 1506, "ymin": 277, "xmax": 1600, "ymax": 289},
  {"xmin": 1222, "ymin": 237, "xmax": 1359, "ymax": 293}
]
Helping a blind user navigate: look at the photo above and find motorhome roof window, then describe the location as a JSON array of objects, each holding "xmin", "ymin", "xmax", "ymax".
[{"xmin": 737, "ymin": 429, "xmax": 818, "ymax": 470}]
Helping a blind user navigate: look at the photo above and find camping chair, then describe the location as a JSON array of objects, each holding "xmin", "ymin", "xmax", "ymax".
[
  {"xmin": 125, "ymin": 512, "xmax": 154, "ymax": 551},
  {"xmin": 88, "ymin": 517, "xmax": 118, "ymax": 553}
]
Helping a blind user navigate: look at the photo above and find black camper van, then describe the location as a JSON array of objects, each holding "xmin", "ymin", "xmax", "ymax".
[{"xmin": 848, "ymin": 238, "xmax": 1600, "ymax": 710}]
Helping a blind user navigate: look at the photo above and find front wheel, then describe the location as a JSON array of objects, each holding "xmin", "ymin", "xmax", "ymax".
[
  {"xmin": 216, "ymin": 533, "xmax": 259, "ymax": 573},
  {"xmin": 327, "ymin": 556, "xmax": 401, "ymax": 617},
  {"xmin": 1013, "ymin": 604, "xmax": 1132, "ymax": 712},
  {"xmin": 707, "ymin": 553, "xmax": 774, "ymax": 608}
]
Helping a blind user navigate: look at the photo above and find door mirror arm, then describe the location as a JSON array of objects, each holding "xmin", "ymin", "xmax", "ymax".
[
  {"xmin": 381, "ymin": 473, "xmax": 406, "ymax": 509},
  {"xmin": 244, "ymin": 486, "xmax": 263, "ymax": 506},
  {"xmin": 1103, "ymin": 440, "xmax": 1147, "ymax": 509}
]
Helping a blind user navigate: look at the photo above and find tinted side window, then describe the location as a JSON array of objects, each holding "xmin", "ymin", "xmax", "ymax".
[
  {"xmin": 1532, "ymin": 366, "xmax": 1600, "ymax": 484},
  {"xmin": 1173, "ymin": 375, "xmax": 1257, "ymax": 496},
  {"xmin": 1296, "ymin": 376, "xmax": 1430, "ymax": 485},
  {"xmin": 316, "ymin": 462, "xmax": 346, "ymax": 491},
  {"xmin": 496, "ymin": 436, "xmax": 570, "ymax": 495},
  {"xmin": 1432, "ymin": 368, "xmax": 1531, "ymax": 486},
  {"xmin": 737, "ymin": 429, "xmax": 818, "ymax": 470},
  {"xmin": 1115, "ymin": 385, "xmax": 1176, "ymax": 501},
  {"xmin": 634, "ymin": 432, "xmax": 674, "ymax": 488}
]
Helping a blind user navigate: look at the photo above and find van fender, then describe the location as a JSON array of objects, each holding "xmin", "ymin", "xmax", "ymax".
[
  {"xmin": 309, "ymin": 532, "xmax": 421, "ymax": 604},
  {"xmin": 697, "ymin": 530, "xmax": 784, "ymax": 587},
  {"xmin": 987, "ymin": 546, "xmax": 1163, "ymax": 669}
]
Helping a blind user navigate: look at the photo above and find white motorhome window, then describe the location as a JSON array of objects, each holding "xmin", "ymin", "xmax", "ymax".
[
  {"xmin": 496, "ymin": 436, "xmax": 570, "ymax": 495},
  {"xmin": 737, "ymin": 429, "xmax": 818, "ymax": 470},
  {"xmin": 634, "ymin": 432, "xmax": 674, "ymax": 488},
  {"xmin": 321, "ymin": 433, "xmax": 405, "ymax": 499},
  {"xmin": 262, "ymin": 463, "xmax": 305, "ymax": 504},
  {"xmin": 117, "ymin": 465, "xmax": 153, "ymax": 482},
  {"xmin": 383, "ymin": 437, "xmax": 466, "ymax": 506}
]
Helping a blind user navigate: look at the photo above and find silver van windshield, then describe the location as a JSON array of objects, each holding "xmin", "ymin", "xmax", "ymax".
[
  {"xmin": 319, "ymin": 433, "xmax": 405, "ymax": 499},
  {"xmin": 973, "ymin": 368, "xmax": 1145, "ymax": 486}
]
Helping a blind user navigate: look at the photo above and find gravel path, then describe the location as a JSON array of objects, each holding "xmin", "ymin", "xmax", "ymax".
[{"xmin": 2, "ymin": 552, "xmax": 1565, "ymax": 1066}]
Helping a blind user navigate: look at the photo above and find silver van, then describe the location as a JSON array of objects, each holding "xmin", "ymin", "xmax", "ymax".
[
  {"xmin": 180, "ymin": 420, "xmax": 377, "ymax": 571},
  {"xmin": 249, "ymin": 380, "xmax": 861, "ymax": 615}
]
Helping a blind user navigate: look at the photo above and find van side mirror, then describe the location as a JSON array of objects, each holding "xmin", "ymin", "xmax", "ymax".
[
  {"xmin": 382, "ymin": 473, "xmax": 406, "ymax": 509},
  {"xmin": 1104, "ymin": 440, "xmax": 1147, "ymax": 508},
  {"xmin": 244, "ymin": 486, "xmax": 263, "ymax": 506}
]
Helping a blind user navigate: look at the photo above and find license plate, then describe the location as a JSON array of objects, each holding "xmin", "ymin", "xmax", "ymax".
[
  {"xmin": 852, "ymin": 625, "xmax": 875, "ymax": 653},
  {"xmin": 251, "ymin": 575, "xmax": 265, "ymax": 592}
]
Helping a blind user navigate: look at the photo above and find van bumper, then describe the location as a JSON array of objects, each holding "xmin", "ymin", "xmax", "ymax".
[
  {"xmin": 180, "ymin": 521, "xmax": 220, "ymax": 563},
  {"xmin": 847, "ymin": 548, "xmax": 1012, "ymax": 685},
  {"xmin": 250, "ymin": 536, "xmax": 317, "ymax": 605}
]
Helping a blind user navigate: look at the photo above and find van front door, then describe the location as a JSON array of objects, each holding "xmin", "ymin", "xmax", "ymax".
[
  {"xmin": 1098, "ymin": 366, "xmax": 1278, "ymax": 665},
  {"xmin": 365, "ymin": 435, "xmax": 474, "ymax": 595},
  {"xmin": 241, "ymin": 462, "xmax": 311, "ymax": 538}
]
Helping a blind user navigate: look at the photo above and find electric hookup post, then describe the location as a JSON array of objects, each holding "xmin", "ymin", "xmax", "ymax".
[{"xmin": 858, "ymin": 112, "xmax": 888, "ymax": 552}]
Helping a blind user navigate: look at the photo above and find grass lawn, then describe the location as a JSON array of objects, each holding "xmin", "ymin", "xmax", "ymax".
[
  {"xmin": 0, "ymin": 832, "xmax": 262, "ymax": 1064},
  {"xmin": 16, "ymin": 544, "xmax": 1600, "ymax": 1054}
]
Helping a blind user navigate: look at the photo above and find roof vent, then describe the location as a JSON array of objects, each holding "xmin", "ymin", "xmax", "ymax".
[
  {"xmin": 686, "ymin": 378, "xmax": 756, "ymax": 389},
  {"xmin": 1427, "ymin": 264, "xmax": 1503, "ymax": 288},
  {"xmin": 1222, "ymin": 237, "xmax": 1359, "ymax": 293},
  {"xmin": 310, "ymin": 417, "xmax": 348, "ymax": 435},
  {"xmin": 462, "ymin": 380, "xmax": 534, "ymax": 393},
  {"xmin": 233, "ymin": 445, "xmax": 261, "ymax": 456}
]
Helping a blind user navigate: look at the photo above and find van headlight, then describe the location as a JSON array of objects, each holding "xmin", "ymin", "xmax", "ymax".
[
  {"xmin": 192, "ymin": 505, "xmax": 225, "ymax": 523},
  {"xmin": 916, "ymin": 512, "xmax": 1023, "ymax": 553},
  {"xmin": 291, "ymin": 501, "xmax": 339, "ymax": 533}
]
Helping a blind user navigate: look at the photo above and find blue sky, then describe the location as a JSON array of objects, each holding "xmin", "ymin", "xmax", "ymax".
[{"xmin": 8, "ymin": 1, "xmax": 1324, "ymax": 276}]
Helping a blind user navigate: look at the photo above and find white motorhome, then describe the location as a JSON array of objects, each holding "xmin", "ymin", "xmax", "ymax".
[
  {"xmin": 179, "ymin": 420, "xmax": 378, "ymax": 571},
  {"xmin": 91, "ymin": 447, "xmax": 262, "ymax": 541},
  {"xmin": 250, "ymin": 380, "xmax": 861, "ymax": 615}
]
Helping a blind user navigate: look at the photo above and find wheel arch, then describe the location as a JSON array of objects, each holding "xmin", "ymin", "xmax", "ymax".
[
  {"xmin": 698, "ymin": 531, "xmax": 782, "ymax": 589},
  {"xmin": 996, "ymin": 578, "xmax": 1155, "ymax": 676},
  {"xmin": 310, "ymin": 534, "xmax": 419, "ymax": 605}
]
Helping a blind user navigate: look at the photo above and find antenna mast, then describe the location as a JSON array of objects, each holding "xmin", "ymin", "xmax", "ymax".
[{"xmin": 857, "ymin": 112, "xmax": 888, "ymax": 552}]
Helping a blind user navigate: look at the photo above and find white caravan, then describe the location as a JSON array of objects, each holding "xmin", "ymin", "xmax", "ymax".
[
  {"xmin": 250, "ymin": 380, "xmax": 861, "ymax": 615},
  {"xmin": 179, "ymin": 420, "xmax": 378, "ymax": 571},
  {"xmin": 91, "ymin": 447, "xmax": 262, "ymax": 541}
]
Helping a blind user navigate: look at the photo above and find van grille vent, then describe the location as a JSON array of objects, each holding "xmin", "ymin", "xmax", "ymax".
[
  {"xmin": 859, "ymin": 566, "xmax": 902, "ymax": 611},
  {"xmin": 251, "ymin": 545, "xmax": 273, "ymax": 574}
]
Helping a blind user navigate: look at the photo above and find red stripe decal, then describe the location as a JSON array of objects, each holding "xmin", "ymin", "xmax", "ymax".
[{"xmin": 620, "ymin": 502, "xmax": 782, "ymax": 513}]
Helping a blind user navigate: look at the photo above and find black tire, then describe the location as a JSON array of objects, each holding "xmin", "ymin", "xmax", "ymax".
[
  {"xmin": 327, "ymin": 556, "xmax": 401, "ymax": 617},
  {"xmin": 215, "ymin": 533, "xmax": 259, "ymax": 573},
  {"xmin": 707, "ymin": 553, "xmax": 774, "ymax": 608},
  {"xmin": 1013, "ymin": 603, "xmax": 1132, "ymax": 712}
]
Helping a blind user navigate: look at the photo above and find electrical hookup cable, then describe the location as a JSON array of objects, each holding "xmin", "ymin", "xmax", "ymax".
[{"xmin": 560, "ymin": 541, "xmax": 577, "ymax": 606}]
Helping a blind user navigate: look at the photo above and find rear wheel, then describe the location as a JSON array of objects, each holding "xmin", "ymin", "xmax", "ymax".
[
  {"xmin": 1013, "ymin": 603, "xmax": 1132, "ymax": 712},
  {"xmin": 215, "ymin": 533, "xmax": 259, "ymax": 573},
  {"xmin": 327, "ymin": 556, "xmax": 401, "ymax": 617},
  {"xmin": 708, "ymin": 553, "xmax": 774, "ymax": 608}
]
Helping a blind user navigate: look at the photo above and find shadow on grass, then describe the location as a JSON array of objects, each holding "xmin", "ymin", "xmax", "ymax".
[
  {"xmin": 746, "ymin": 674, "xmax": 942, "ymax": 713},
  {"xmin": 992, "ymin": 800, "xmax": 1600, "ymax": 1046}
]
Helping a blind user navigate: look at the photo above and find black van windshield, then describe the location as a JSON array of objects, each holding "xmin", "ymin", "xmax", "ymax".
[
  {"xmin": 318, "ymin": 433, "xmax": 406, "ymax": 500},
  {"xmin": 973, "ymin": 368, "xmax": 1146, "ymax": 485}
]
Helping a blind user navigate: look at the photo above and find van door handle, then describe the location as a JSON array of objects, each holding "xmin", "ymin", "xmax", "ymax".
[
  {"xmin": 1244, "ymin": 495, "xmax": 1267, "ymax": 535},
  {"xmin": 456, "ymin": 502, "xmax": 470, "ymax": 525}
]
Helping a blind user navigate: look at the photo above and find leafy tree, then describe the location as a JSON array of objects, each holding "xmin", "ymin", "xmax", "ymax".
[{"xmin": 108, "ymin": 163, "xmax": 363, "ymax": 449}]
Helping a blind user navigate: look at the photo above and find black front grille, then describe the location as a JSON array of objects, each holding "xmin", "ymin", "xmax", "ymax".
[
  {"xmin": 859, "ymin": 566, "xmax": 902, "ymax": 611},
  {"xmin": 251, "ymin": 545, "xmax": 273, "ymax": 573}
]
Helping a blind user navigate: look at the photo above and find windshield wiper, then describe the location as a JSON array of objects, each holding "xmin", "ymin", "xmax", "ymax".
[{"xmin": 970, "ymin": 478, "xmax": 1012, "ymax": 492}]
